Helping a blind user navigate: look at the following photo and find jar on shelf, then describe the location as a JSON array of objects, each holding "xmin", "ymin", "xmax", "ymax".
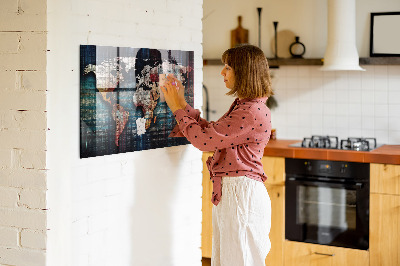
[{"xmin": 289, "ymin": 36, "xmax": 306, "ymax": 58}]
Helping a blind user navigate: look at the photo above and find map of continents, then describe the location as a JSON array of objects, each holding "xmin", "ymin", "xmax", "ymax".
[{"xmin": 80, "ymin": 45, "xmax": 194, "ymax": 158}]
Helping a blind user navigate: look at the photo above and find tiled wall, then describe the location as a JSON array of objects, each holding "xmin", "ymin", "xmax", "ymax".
[
  {"xmin": 203, "ymin": 65, "xmax": 400, "ymax": 145},
  {"xmin": 271, "ymin": 65, "xmax": 400, "ymax": 144}
]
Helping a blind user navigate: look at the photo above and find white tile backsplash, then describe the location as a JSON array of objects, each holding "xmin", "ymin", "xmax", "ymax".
[
  {"xmin": 204, "ymin": 65, "xmax": 400, "ymax": 144},
  {"xmin": 274, "ymin": 65, "xmax": 400, "ymax": 144},
  {"xmin": 336, "ymin": 103, "xmax": 349, "ymax": 116},
  {"xmin": 323, "ymin": 103, "xmax": 336, "ymax": 116},
  {"xmin": 285, "ymin": 66, "xmax": 298, "ymax": 77},
  {"xmin": 348, "ymin": 103, "xmax": 362, "ymax": 116},
  {"xmin": 389, "ymin": 104, "xmax": 400, "ymax": 117},
  {"xmin": 361, "ymin": 103, "xmax": 374, "ymax": 117},
  {"xmin": 362, "ymin": 90, "xmax": 375, "ymax": 103},
  {"xmin": 348, "ymin": 73, "xmax": 362, "ymax": 90},
  {"xmin": 389, "ymin": 131, "xmax": 400, "ymax": 143},
  {"xmin": 286, "ymin": 77, "xmax": 299, "ymax": 89},
  {"xmin": 374, "ymin": 90, "xmax": 388, "ymax": 104},
  {"xmin": 362, "ymin": 116, "xmax": 375, "ymax": 130},
  {"xmin": 375, "ymin": 117, "xmax": 389, "ymax": 129},
  {"xmin": 336, "ymin": 90, "xmax": 349, "ymax": 103},
  {"xmin": 349, "ymin": 128, "xmax": 363, "ymax": 137},
  {"xmin": 298, "ymin": 67, "xmax": 312, "ymax": 78},
  {"xmin": 298, "ymin": 77, "xmax": 311, "ymax": 89},
  {"xmin": 374, "ymin": 65, "xmax": 388, "ymax": 77},
  {"xmin": 389, "ymin": 117, "xmax": 400, "ymax": 131},
  {"xmin": 336, "ymin": 115, "xmax": 348, "ymax": 129},
  {"xmin": 388, "ymin": 91, "xmax": 400, "ymax": 104},
  {"xmin": 388, "ymin": 74, "xmax": 400, "ymax": 91},
  {"xmin": 388, "ymin": 66, "xmax": 400, "ymax": 76},
  {"xmin": 375, "ymin": 104, "xmax": 389, "ymax": 117},
  {"xmin": 374, "ymin": 77, "xmax": 388, "ymax": 91},
  {"xmin": 375, "ymin": 130, "xmax": 389, "ymax": 144}
]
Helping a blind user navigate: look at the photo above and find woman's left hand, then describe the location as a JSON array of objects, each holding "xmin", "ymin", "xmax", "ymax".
[{"xmin": 161, "ymin": 74, "xmax": 186, "ymax": 113}]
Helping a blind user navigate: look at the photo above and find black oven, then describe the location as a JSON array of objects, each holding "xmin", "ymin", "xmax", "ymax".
[{"xmin": 285, "ymin": 158, "xmax": 369, "ymax": 250}]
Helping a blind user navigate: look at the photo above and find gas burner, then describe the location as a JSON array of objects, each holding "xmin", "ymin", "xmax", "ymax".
[
  {"xmin": 290, "ymin": 136, "xmax": 380, "ymax": 151},
  {"xmin": 340, "ymin": 137, "xmax": 377, "ymax": 151},
  {"xmin": 301, "ymin": 135, "xmax": 339, "ymax": 149}
]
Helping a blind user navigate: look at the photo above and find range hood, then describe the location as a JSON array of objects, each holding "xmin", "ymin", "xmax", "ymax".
[{"xmin": 320, "ymin": 0, "xmax": 365, "ymax": 71}]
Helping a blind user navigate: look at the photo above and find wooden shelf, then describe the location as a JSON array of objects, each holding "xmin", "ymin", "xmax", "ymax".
[
  {"xmin": 268, "ymin": 58, "xmax": 322, "ymax": 67},
  {"xmin": 203, "ymin": 58, "xmax": 323, "ymax": 67},
  {"xmin": 202, "ymin": 59, "xmax": 222, "ymax": 65},
  {"xmin": 203, "ymin": 57, "xmax": 400, "ymax": 67},
  {"xmin": 359, "ymin": 57, "xmax": 400, "ymax": 65}
]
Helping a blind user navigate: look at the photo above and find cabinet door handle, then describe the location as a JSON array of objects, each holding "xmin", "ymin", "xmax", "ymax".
[{"xmin": 314, "ymin": 252, "xmax": 335, "ymax": 257}]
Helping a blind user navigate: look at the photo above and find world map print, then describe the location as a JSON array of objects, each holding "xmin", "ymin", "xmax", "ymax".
[{"xmin": 80, "ymin": 45, "xmax": 194, "ymax": 158}]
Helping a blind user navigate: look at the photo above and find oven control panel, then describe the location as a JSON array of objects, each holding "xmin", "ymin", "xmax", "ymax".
[{"xmin": 286, "ymin": 158, "xmax": 369, "ymax": 180}]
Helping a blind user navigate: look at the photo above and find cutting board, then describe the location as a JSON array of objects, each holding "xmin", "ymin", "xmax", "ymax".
[{"xmin": 231, "ymin": 16, "xmax": 249, "ymax": 48}]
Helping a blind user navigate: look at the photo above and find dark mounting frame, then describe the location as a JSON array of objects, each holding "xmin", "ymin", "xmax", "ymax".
[{"xmin": 370, "ymin": 12, "xmax": 400, "ymax": 57}]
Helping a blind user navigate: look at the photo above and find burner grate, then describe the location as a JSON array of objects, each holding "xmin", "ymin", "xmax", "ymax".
[
  {"xmin": 296, "ymin": 136, "xmax": 378, "ymax": 151},
  {"xmin": 340, "ymin": 137, "xmax": 377, "ymax": 151},
  {"xmin": 301, "ymin": 135, "xmax": 339, "ymax": 149}
]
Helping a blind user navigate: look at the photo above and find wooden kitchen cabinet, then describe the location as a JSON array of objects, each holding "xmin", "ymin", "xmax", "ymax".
[
  {"xmin": 201, "ymin": 154, "xmax": 286, "ymax": 266},
  {"xmin": 264, "ymin": 184, "xmax": 285, "ymax": 266},
  {"xmin": 201, "ymin": 152, "xmax": 213, "ymax": 258},
  {"xmin": 370, "ymin": 163, "xmax": 400, "ymax": 266},
  {"xmin": 284, "ymin": 241, "xmax": 369, "ymax": 266},
  {"xmin": 370, "ymin": 193, "xmax": 400, "ymax": 266},
  {"xmin": 261, "ymin": 156, "xmax": 285, "ymax": 186},
  {"xmin": 370, "ymin": 163, "xmax": 400, "ymax": 195},
  {"xmin": 262, "ymin": 156, "xmax": 285, "ymax": 266}
]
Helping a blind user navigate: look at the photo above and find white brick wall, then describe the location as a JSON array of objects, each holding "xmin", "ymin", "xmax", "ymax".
[
  {"xmin": 21, "ymin": 229, "xmax": 47, "ymax": 250},
  {"xmin": 0, "ymin": 227, "xmax": 19, "ymax": 247},
  {"xmin": 2, "ymin": 0, "xmax": 203, "ymax": 264},
  {"xmin": 0, "ymin": 0, "xmax": 48, "ymax": 265},
  {"xmin": 0, "ymin": 187, "xmax": 19, "ymax": 208},
  {"xmin": 46, "ymin": 1, "xmax": 203, "ymax": 266}
]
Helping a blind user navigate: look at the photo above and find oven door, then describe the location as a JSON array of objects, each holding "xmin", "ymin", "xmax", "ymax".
[{"xmin": 285, "ymin": 177, "xmax": 369, "ymax": 250}]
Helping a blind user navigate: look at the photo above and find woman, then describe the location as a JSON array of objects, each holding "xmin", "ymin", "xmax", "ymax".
[{"xmin": 161, "ymin": 44, "xmax": 273, "ymax": 266}]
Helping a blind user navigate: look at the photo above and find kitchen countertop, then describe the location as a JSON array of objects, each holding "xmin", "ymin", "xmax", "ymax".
[{"xmin": 263, "ymin": 139, "xmax": 400, "ymax": 165}]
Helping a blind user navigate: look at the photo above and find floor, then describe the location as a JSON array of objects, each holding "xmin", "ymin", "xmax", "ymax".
[{"xmin": 202, "ymin": 257, "xmax": 211, "ymax": 266}]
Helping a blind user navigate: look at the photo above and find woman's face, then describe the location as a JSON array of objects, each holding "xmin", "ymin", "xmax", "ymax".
[{"xmin": 220, "ymin": 64, "xmax": 235, "ymax": 89}]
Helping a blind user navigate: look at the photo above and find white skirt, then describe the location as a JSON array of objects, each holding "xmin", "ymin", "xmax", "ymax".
[{"xmin": 212, "ymin": 176, "xmax": 271, "ymax": 266}]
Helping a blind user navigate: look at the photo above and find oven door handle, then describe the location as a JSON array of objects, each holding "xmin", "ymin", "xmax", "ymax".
[{"xmin": 287, "ymin": 177, "xmax": 364, "ymax": 189}]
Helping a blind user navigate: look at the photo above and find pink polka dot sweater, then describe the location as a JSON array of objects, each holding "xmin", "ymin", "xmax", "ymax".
[{"xmin": 169, "ymin": 97, "xmax": 272, "ymax": 206}]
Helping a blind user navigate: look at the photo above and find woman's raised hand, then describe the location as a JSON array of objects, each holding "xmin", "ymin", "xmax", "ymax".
[{"xmin": 161, "ymin": 74, "xmax": 187, "ymax": 113}]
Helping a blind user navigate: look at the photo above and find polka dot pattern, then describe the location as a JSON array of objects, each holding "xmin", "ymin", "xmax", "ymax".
[{"xmin": 169, "ymin": 97, "xmax": 272, "ymax": 206}]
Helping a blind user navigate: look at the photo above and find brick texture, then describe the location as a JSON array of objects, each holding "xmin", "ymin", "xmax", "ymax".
[
  {"xmin": 0, "ymin": 208, "xmax": 46, "ymax": 230},
  {"xmin": 0, "ymin": 0, "xmax": 47, "ymax": 264},
  {"xmin": 0, "ymin": 227, "xmax": 19, "ymax": 247},
  {"xmin": 46, "ymin": 0, "xmax": 203, "ymax": 265},
  {"xmin": 21, "ymin": 229, "xmax": 46, "ymax": 249},
  {"xmin": 0, "ymin": 247, "xmax": 46, "ymax": 266},
  {"xmin": 0, "ymin": 187, "xmax": 19, "ymax": 208},
  {"xmin": 19, "ymin": 189, "xmax": 47, "ymax": 209}
]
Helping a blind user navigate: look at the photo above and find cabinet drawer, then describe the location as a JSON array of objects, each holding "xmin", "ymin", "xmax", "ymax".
[{"xmin": 284, "ymin": 241, "xmax": 369, "ymax": 266}]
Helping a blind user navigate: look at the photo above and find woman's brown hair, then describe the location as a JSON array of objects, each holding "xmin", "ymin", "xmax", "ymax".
[{"xmin": 221, "ymin": 44, "xmax": 273, "ymax": 99}]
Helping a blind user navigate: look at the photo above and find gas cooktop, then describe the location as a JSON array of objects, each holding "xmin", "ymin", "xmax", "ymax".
[{"xmin": 289, "ymin": 135, "xmax": 382, "ymax": 151}]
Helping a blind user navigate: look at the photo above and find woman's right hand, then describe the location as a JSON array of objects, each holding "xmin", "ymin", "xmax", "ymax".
[
  {"xmin": 167, "ymin": 74, "xmax": 187, "ymax": 108},
  {"xmin": 161, "ymin": 74, "xmax": 187, "ymax": 113}
]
